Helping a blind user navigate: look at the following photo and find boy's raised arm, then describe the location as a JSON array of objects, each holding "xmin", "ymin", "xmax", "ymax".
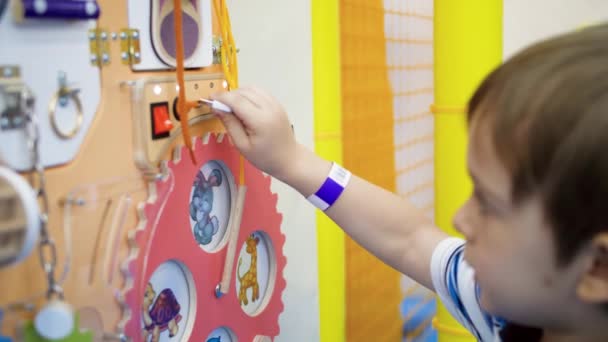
[{"xmin": 212, "ymin": 87, "xmax": 449, "ymax": 289}]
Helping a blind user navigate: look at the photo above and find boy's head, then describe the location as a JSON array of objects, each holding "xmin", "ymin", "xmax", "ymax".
[{"xmin": 454, "ymin": 23, "xmax": 608, "ymax": 332}]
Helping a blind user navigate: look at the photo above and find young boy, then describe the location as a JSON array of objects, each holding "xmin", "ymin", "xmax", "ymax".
[{"xmin": 211, "ymin": 24, "xmax": 608, "ymax": 341}]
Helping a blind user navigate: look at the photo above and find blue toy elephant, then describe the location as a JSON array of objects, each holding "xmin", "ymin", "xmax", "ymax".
[{"xmin": 190, "ymin": 169, "xmax": 223, "ymax": 245}]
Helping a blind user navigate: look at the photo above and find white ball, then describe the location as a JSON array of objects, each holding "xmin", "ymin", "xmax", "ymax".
[{"xmin": 34, "ymin": 301, "xmax": 74, "ymax": 340}]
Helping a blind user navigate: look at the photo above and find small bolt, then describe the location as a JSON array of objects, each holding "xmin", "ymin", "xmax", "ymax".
[
  {"xmin": 209, "ymin": 82, "xmax": 214, "ymax": 88},
  {"xmin": 215, "ymin": 284, "xmax": 224, "ymax": 298},
  {"xmin": 121, "ymin": 52, "xmax": 129, "ymax": 60},
  {"xmin": 58, "ymin": 96, "xmax": 68, "ymax": 107},
  {"xmin": 14, "ymin": 116, "xmax": 23, "ymax": 125},
  {"xmin": 88, "ymin": 31, "xmax": 96, "ymax": 40},
  {"xmin": 120, "ymin": 32, "xmax": 127, "ymax": 40},
  {"xmin": 111, "ymin": 32, "xmax": 118, "ymax": 40},
  {"xmin": 90, "ymin": 55, "xmax": 98, "ymax": 63},
  {"xmin": 102, "ymin": 53, "xmax": 110, "ymax": 63},
  {"xmin": 100, "ymin": 31, "xmax": 108, "ymax": 40},
  {"xmin": 133, "ymin": 52, "xmax": 141, "ymax": 60},
  {"xmin": 131, "ymin": 31, "xmax": 139, "ymax": 39}
]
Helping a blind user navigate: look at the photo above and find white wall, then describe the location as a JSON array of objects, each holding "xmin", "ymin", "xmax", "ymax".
[
  {"xmin": 227, "ymin": 1, "xmax": 319, "ymax": 341},
  {"xmin": 504, "ymin": 0, "xmax": 608, "ymax": 59}
]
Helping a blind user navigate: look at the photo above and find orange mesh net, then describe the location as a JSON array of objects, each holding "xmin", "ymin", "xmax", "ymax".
[
  {"xmin": 340, "ymin": 0, "xmax": 401, "ymax": 340},
  {"xmin": 340, "ymin": 0, "xmax": 435, "ymax": 340}
]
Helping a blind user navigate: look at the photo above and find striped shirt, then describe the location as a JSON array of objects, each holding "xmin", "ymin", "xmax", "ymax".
[{"xmin": 431, "ymin": 238, "xmax": 507, "ymax": 341}]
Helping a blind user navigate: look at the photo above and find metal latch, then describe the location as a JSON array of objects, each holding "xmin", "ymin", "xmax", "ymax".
[{"xmin": 0, "ymin": 66, "xmax": 33, "ymax": 130}]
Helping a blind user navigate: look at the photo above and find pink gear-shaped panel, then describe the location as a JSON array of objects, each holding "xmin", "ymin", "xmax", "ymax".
[{"xmin": 121, "ymin": 133, "xmax": 286, "ymax": 341}]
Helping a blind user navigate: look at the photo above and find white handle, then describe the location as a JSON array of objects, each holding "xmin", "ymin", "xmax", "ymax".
[{"xmin": 211, "ymin": 100, "xmax": 233, "ymax": 113}]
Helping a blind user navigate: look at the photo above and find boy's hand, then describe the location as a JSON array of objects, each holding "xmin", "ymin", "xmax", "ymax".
[{"xmin": 211, "ymin": 87, "xmax": 298, "ymax": 180}]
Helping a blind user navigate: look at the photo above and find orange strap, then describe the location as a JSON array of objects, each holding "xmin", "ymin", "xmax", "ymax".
[{"xmin": 173, "ymin": 0, "xmax": 198, "ymax": 164}]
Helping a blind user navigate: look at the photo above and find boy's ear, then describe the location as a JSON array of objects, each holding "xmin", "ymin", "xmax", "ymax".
[{"xmin": 577, "ymin": 233, "xmax": 608, "ymax": 303}]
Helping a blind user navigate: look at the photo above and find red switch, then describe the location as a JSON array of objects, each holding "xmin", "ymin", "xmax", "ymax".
[{"xmin": 151, "ymin": 102, "xmax": 173, "ymax": 139}]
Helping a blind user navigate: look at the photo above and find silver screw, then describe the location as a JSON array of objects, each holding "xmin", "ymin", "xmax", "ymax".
[
  {"xmin": 88, "ymin": 31, "xmax": 96, "ymax": 40},
  {"xmin": 120, "ymin": 32, "xmax": 127, "ymax": 40},
  {"xmin": 131, "ymin": 31, "xmax": 139, "ymax": 39},
  {"xmin": 133, "ymin": 52, "xmax": 141, "ymax": 60},
  {"xmin": 100, "ymin": 31, "xmax": 108, "ymax": 40},
  {"xmin": 121, "ymin": 52, "xmax": 129, "ymax": 60},
  {"xmin": 111, "ymin": 32, "xmax": 118, "ymax": 40},
  {"xmin": 90, "ymin": 55, "xmax": 98, "ymax": 63},
  {"xmin": 57, "ymin": 71, "xmax": 67, "ymax": 87},
  {"xmin": 102, "ymin": 53, "xmax": 110, "ymax": 63}
]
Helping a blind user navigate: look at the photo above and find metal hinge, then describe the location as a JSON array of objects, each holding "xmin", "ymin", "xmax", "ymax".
[
  {"xmin": 119, "ymin": 28, "xmax": 141, "ymax": 66},
  {"xmin": 88, "ymin": 28, "xmax": 111, "ymax": 67}
]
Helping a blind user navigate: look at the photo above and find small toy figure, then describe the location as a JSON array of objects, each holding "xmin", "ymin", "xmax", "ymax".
[
  {"xmin": 238, "ymin": 234, "xmax": 260, "ymax": 306},
  {"xmin": 142, "ymin": 283, "xmax": 182, "ymax": 341},
  {"xmin": 190, "ymin": 169, "xmax": 223, "ymax": 245}
]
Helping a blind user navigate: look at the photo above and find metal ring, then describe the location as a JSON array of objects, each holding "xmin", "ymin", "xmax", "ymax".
[
  {"xmin": 47, "ymin": 283, "xmax": 64, "ymax": 300},
  {"xmin": 48, "ymin": 90, "xmax": 84, "ymax": 139}
]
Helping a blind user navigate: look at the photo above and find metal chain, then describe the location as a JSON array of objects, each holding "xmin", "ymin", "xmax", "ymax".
[{"xmin": 21, "ymin": 87, "xmax": 63, "ymax": 300}]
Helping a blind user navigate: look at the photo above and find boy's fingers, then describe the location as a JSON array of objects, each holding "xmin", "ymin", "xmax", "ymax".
[
  {"xmin": 211, "ymin": 91, "xmax": 258, "ymax": 125},
  {"xmin": 215, "ymin": 111, "xmax": 250, "ymax": 151},
  {"xmin": 240, "ymin": 86, "xmax": 274, "ymax": 107}
]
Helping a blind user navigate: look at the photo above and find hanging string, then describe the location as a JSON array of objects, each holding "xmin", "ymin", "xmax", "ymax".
[
  {"xmin": 211, "ymin": 0, "xmax": 247, "ymax": 298},
  {"xmin": 213, "ymin": 0, "xmax": 244, "ymax": 186},
  {"xmin": 173, "ymin": 0, "xmax": 199, "ymax": 164},
  {"xmin": 213, "ymin": 0, "xmax": 239, "ymax": 89},
  {"xmin": 173, "ymin": 0, "xmax": 243, "ymax": 183}
]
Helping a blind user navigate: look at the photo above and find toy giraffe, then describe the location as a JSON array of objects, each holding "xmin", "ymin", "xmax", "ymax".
[{"xmin": 238, "ymin": 234, "xmax": 260, "ymax": 306}]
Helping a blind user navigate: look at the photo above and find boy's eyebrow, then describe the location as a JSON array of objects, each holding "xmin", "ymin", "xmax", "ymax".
[{"xmin": 468, "ymin": 170, "xmax": 508, "ymax": 206}]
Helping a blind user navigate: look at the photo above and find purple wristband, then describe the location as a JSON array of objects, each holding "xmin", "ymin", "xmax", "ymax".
[{"xmin": 307, "ymin": 163, "xmax": 351, "ymax": 211}]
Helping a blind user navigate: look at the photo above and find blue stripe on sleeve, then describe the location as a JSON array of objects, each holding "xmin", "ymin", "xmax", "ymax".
[{"xmin": 445, "ymin": 244, "xmax": 481, "ymax": 340}]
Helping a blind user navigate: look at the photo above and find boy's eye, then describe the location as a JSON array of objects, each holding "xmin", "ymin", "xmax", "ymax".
[
  {"xmin": 478, "ymin": 201, "xmax": 492, "ymax": 216},
  {"xmin": 473, "ymin": 190, "xmax": 493, "ymax": 216}
]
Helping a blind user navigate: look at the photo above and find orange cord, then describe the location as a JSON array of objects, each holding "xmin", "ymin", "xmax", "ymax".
[
  {"xmin": 173, "ymin": 0, "xmax": 244, "ymax": 184},
  {"xmin": 213, "ymin": 0, "xmax": 239, "ymax": 89},
  {"xmin": 173, "ymin": 0, "xmax": 199, "ymax": 164},
  {"xmin": 212, "ymin": 0, "xmax": 245, "ymax": 186}
]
